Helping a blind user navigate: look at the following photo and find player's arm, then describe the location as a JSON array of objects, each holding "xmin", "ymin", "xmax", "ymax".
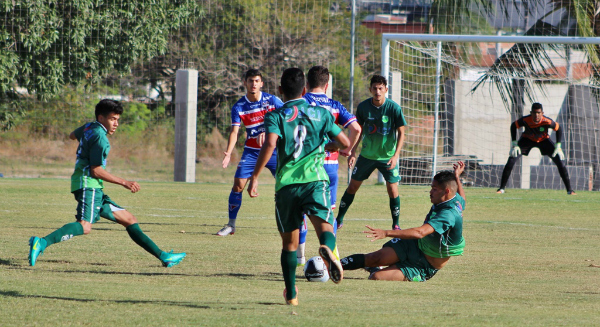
[
  {"xmin": 69, "ymin": 124, "xmax": 86, "ymax": 141},
  {"xmin": 222, "ymin": 125, "xmax": 240, "ymax": 168},
  {"xmin": 551, "ymin": 122, "xmax": 564, "ymax": 159},
  {"xmin": 247, "ymin": 132, "xmax": 278, "ymax": 198},
  {"xmin": 387, "ymin": 125, "xmax": 405, "ymax": 170},
  {"xmin": 363, "ymin": 223, "xmax": 434, "ymax": 241},
  {"xmin": 454, "ymin": 161, "xmax": 466, "ymax": 201},
  {"xmin": 339, "ymin": 121, "xmax": 361, "ymax": 158},
  {"xmin": 510, "ymin": 121, "xmax": 518, "ymax": 141},
  {"xmin": 90, "ymin": 166, "xmax": 140, "ymax": 193}
]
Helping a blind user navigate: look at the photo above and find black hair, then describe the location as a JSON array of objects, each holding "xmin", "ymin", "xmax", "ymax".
[
  {"xmin": 243, "ymin": 69, "xmax": 262, "ymax": 81},
  {"xmin": 370, "ymin": 74, "xmax": 387, "ymax": 87},
  {"xmin": 280, "ymin": 68, "xmax": 305, "ymax": 99},
  {"xmin": 307, "ymin": 65, "xmax": 329, "ymax": 89},
  {"xmin": 95, "ymin": 99, "xmax": 124, "ymax": 120},
  {"xmin": 531, "ymin": 102, "xmax": 543, "ymax": 111},
  {"xmin": 433, "ymin": 170, "xmax": 457, "ymax": 192}
]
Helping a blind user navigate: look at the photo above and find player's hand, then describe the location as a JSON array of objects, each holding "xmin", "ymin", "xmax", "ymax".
[
  {"xmin": 509, "ymin": 141, "xmax": 521, "ymax": 157},
  {"xmin": 386, "ymin": 155, "xmax": 399, "ymax": 170},
  {"xmin": 348, "ymin": 152, "xmax": 357, "ymax": 169},
  {"xmin": 247, "ymin": 176, "xmax": 259, "ymax": 198},
  {"xmin": 257, "ymin": 132, "xmax": 265, "ymax": 147},
  {"xmin": 339, "ymin": 147, "xmax": 351, "ymax": 157},
  {"xmin": 364, "ymin": 225, "xmax": 386, "ymax": 241},
  {"xmin": 124, "ymin": 181, "xmax": 140, "ymax": 193},
  {"xmin": 453, "ymin": 161, "xmax": 465, "ymax": 177},
  {"xmin": 222, "ymin": 152, "xmax": 231, "ymax": 168},
  {"xmin": 552, "ymin": 142, "xmax": 564, "ymax": 160}
]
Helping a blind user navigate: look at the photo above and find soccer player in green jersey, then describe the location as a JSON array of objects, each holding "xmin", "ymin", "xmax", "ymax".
[
  {"xmin": 28, "ymin": 99, "xmax": 186, "ymax": 268},
  {"xmin": 247, "ymin": 68, "xmax": 351, "ymax": 306},
  {"xmin": 336, "ymin": 74, "xmax": 407, "ymax": 230},
  {"xmin": 340, "ymin": 161, "xmax": 466, "ymax": 282}
]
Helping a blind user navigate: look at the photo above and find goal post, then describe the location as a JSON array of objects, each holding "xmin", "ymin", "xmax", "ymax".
[{"xmin": 381, "ymin": 33, "xmax": 600, "ymax": 191}]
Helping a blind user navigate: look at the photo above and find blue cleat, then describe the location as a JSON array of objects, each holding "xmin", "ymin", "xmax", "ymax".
[
  {"xmin": 160, "ymin": 250, "xmax": 186, "ymax": 268},
  {"xmin": 28, "ymin": 236, "xmax": 47, "ymax": 266}
]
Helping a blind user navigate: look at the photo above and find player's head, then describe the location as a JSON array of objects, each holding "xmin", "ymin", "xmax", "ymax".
[
  {"xmin": 531, "ymin": 102, "xmax": 543, "ymax": 123},
  {"xmin": 307, "ymin": 66, "xmax": 329, "ymax": 90},
  {"xmin": 243, "ymin": 69, "xmax": 263, "ymax": 95},
  {"xmin": 95, "ymin": 99, "xmax": 123, "ymax": 135},
  {"xmin": 369, "ymin": 75, "xmax": 388, "ymax": 101},
  {"xmin": 279, "ymin": 68, "xmax": 305, "ymax": 100},
  {"xmin": 430, "ymin": 170, "xmax": 458, "ymax": 204}
]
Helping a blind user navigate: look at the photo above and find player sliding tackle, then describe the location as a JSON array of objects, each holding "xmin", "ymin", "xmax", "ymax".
[
  {"xmin": 340, "ymin": 161, "xmax": 466, "ymax": 282},
  {"xmin": 248, "ymin": 68, "xmax": 351, "ymax": 305}
]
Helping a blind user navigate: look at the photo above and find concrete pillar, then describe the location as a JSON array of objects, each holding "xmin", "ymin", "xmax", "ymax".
[{"xmin": 174, "ymin": 69, "xmax": 198, "ymax": 182}]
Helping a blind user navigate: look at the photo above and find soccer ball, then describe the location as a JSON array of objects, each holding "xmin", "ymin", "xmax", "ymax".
[{"xmin": 303, "ymin": 256, "xmax": 329, "ymax": 282}]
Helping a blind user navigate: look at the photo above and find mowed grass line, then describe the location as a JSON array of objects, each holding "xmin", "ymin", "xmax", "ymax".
[{"xmin": 1, "ymin": 178, "xmax": 599, "ymax": 326}]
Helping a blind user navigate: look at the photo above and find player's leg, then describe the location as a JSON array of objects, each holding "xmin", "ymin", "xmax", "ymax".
[
  {"xmin": 280, "ymin": 229, "xmax": 300, "ymax": 305},
  {"xmin": 28, "ymin": 189, "xmax": 97, "ymax": 266},
  {"xmin": 368, "ymin": 265, "xmax": 407, "ymax": 281},
  {"xmin": 498, "ymin": 156, "xmax": 519, "ymax": 192},
  {"xmin": 341, "ymin": 247, "xmax": 399, "ymax": 271},
  {"xmin": 297, "ymin": 216, "xmax": 308, "ymax": 266},
  {"xmin": 325, "ymin": 163, "xmax": 341, "ymax": 258},
  {"xmin": 108, "ymin": 198, "xmax": 185, "ymax": 267},
  {"xmin": 386, "ymin": 182, "xmax": 401, "ymax": 229},
  {"xmin": 218, "ymin": 149, "xmax": 257, "ymax": 236},
  {"xmin": 337, "ymin": 156, "xmax": 376, "ymax": 228},
  {"xmin": 541, "ymin": 140, "xmax": 575, "ymax": 194}
]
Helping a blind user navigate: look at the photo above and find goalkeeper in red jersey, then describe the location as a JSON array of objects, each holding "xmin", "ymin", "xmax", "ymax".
[{"xmin": 497, "ymin": 102, "xmax": 575, "ymax": 195}]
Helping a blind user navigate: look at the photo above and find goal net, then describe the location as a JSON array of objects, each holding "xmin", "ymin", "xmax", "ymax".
[{"xmin": 383, "ymin": 34, "xmax": 600, "ymax": 191}]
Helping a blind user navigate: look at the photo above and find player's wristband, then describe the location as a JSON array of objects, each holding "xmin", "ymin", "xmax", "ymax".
[
  {"xmin": 555, "ymin": 142, "xmax": 561, "ymax": 148},
  {"xmin": 511, "ymin": 141, "xmax": 518, "ymax": 147}
]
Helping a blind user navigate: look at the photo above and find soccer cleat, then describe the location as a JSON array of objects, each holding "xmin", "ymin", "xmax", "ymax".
[
  {"xmin": 318, "ymin": 245, "xmax": 343, "ymax": 284},
  {"xmin": 28, "ymin": 236, "xmax": 47, "ymax": 266},
  {"xmin": 297, "ymin": 256, "xmax": 306, "ymax": 267},
  {"xmin": 160, "ymin": 250, "xmax": 186, "ymax": 268},
  {"xmin": 567, "ymin": 190, "xmax": 577, "ymax": 195},
  {"xmin": 393, "ymin": 225, "xmax": 401, "ymax": 230},
  {"xmin": 216, "ymin": 224, "xmax": 235, "ymax": 236},
  {"xmin": 496, "ymin": 189, "xmax": 505, "ymax": 194},
  {"xmin": 337, "ymin": 222, "xmax": 343, "ymax": 230},
  {"xmin": 332, "ymin": 246, "xmax": 340, "ymax": 261},
  {"xmin": 283, "ymin": 286, "xmax": 298, "ymax": 306}
]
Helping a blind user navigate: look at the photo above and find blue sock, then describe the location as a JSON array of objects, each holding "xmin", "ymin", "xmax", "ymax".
[
  {"xmin": 299, "ymin": 216, "xmax": 308, "ymax": 245},
  {"xmin": 228, "ymin": 191, "xmax": 242, "ymax": 227}
]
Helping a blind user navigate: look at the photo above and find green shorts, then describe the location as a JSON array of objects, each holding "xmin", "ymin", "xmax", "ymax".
[
  {"xmin": 383, "ymin": 238, "xmax": 439, "ymax": 282},
  {"xmin": 274, "ymin": 181, "xmax": 334, "ymax": 233},
  {"xmin": 352, "ymin": 155, "xmax": 401, "ymax": 183},
  {"xmin": 73, "ymin": 188, "xmax": 124, "ymax": 223}
]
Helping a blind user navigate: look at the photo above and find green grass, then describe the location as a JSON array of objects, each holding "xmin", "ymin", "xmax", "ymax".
[{"xmin": 1, "ymin": 179, "xmax": 599, "ymax": 326}]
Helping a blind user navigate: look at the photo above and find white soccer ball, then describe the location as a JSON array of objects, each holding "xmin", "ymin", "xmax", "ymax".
[{"xmin": 303, "ymin": 256, "xmax": 329, "ymax": 282}]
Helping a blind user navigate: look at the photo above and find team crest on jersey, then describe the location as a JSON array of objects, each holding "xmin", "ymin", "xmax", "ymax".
[
  {"xmin": 285, "ymin": 106, "xmax": 299, "ymax": 122},
  {"xmin": 382, "ymin": 115, "xmax": 389, "ymax": 123},
  {"xmin": 540, "ymin": 127, "xmax": 545, "ymax": 132},
  {"xmin": 455, "ymin": 201, "xmax": 463, "ymax": 213}
]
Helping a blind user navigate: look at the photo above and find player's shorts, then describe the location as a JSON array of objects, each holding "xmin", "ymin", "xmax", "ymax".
[
  {"xmin": 351, "ymin": 155, "xmax": 401, "ymax": 183},
  {"xmin": 73, "ymin": 188, "xmax": 125, "ymax": 224},
  {"xmin": 324, "ymin": 163, "xmax": 339, "ymax": 208},
  {"xmin": 234, "ymin": 148, "xmax": 277, "ymax": 179},
  {"xmin": 383, "ymin": 238, "xmax": 439, "ymax": 282},
  {"xmin": 275, "ymin": 180, "xmax": 334, "ymax": 233},
  {"xmin": 518, "ymin": 138, "xmax": 556, "ymax": 156}
]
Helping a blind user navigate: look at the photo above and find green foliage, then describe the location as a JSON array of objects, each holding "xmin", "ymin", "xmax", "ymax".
[
  {"xmin": 119, "ymin": 102, "xmax": 153, "ymax": 134},
  {"xmin": 0, "ymin": 0, "xmax": 201, "ymax": 100}
]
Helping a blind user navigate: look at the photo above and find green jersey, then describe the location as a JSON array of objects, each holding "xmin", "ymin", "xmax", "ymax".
[
  {"xmin": 418, "ymin": 194, "xmax": 466, "ymax": 258},
  {"xmin": 356, "ymin": 98, "xmax": 407, "ymax": 160},
  {"xmin": 265, "ymin": 99, "xmax": 342, "ymax": 192},
  {"xmin": 70, "ymin": 122, "xmax": 110, "ymax": 192}
]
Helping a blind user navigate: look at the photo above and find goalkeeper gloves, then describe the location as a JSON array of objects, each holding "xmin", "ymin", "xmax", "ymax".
[
  {"xmin": 509, "ymin": 141, "xmax": 521, "ymax": 157},
  {"xmin": 552, "ymin": 142, "xmax": 565, "ymax": 160}
]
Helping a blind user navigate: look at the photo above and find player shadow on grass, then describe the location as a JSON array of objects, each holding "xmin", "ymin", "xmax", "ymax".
[{"xmin": 0, "ymin": 290, "xmax": 211, "ymax": 309}]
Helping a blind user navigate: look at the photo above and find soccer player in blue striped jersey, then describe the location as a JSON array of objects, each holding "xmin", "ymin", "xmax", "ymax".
[
  {"xmin": 296, "ymin": 66, "xmax": 361, "ymax": 265},
  {"xmin": 28, "ymin": 99, "xmax": 186, "ymax": 268},
  {"xmin": 218, "ymin": 69, "xmax": 284, "ymax": 236}
]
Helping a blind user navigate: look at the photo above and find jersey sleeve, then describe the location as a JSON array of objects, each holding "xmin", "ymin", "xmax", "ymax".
[
  {"xmin": 231, "ymin": 103, "xmax": 242, "ymax": 127},
  {"xmin": 264, "ymin": 111, "xmax": 282, "ymax": 138},
  {"xmin": 72, "ymin": 124, "xmax": 86, "ymax": 141},
  {"xmin": 426, "ymin": 208, "xmax": 455, "ymax": 235},
  {"xmin": 272, "ymin": 96, "xmax": 284, "ymax": 109},
  {"xmin": 87, "ymin": 133, "xmax": 106, "ymax": 167},
  {"xmin": 334, "ymin": 101, "xmax": 357, "ymax": 128},
  {"xmin": 355, "ymin": 102, "xmax": 366, "ymax": 126},
  {"xmin": 395, "ymin": 103, "xmax": 407, "ymax": 127},
  {"xmin": 325, "ymin": 110, "xmax": 343, "ymax": 139}
]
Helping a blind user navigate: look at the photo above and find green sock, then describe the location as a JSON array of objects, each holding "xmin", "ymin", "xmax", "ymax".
[
  {"xmin": 336, "ymin": 191, "xmax": 355, "ymax": 225},
  {"xmin": 281, "ymin": 250, "xmax": 297, "ymax": 300},
  {"xmin": 126, "ymin": 223, "xmax": 162, "ymax": 258},
  {"xmin": 390, "ymin": 196, "xmax": 400, "ymax": 227},
  {"xmin": 44, "ymin": 222, "xmax": 84, "ymax": 246},
  {"xmin": 319, "ymin": 231, "xmax": 336, "ymax": 252}
]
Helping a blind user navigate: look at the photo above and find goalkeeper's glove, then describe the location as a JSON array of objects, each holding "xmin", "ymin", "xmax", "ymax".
[
  {"xmin": 552, "ymin": 142, "xmax": 564, "ymax": 160},
  {"xmin": 509, "ymin": 141, "xmax": 521, "ymax": 157}
]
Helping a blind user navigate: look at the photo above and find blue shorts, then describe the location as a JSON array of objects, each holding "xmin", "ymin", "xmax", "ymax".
[
  {"xmin": 234, "ymin": 148, "xmax": 277, "ymax": 179},
  {"xmin": 324, "ymin": 163, "xmax": 339, "ymax": 208}
]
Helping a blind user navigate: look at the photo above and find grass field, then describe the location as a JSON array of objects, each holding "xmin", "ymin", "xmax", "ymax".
[{"xmin": 1, "ymin": 178, "xmax": 599, "ymax": 326}]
